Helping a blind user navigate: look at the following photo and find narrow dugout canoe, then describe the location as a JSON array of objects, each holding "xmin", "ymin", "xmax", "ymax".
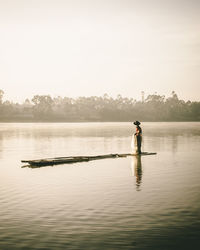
[{"xmin": 21, "ymin": 152, "xmax": 156, "ymax": 167}]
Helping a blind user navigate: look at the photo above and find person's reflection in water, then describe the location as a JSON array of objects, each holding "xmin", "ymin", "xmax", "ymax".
[{"xmin": 131, "ymin": 155, "xmax": 142, "ymax": 191}]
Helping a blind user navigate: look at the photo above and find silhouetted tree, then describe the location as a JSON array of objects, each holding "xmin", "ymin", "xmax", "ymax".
[
  {"xmin": 0, "ymin": 89, "xmax": 4, "ymax": 104},
  {"xmin": 32, "ymin": 95, "xmax": 53, "ymax": 120}
]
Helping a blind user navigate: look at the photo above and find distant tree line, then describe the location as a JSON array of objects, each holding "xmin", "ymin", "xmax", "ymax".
[{"xmin": 0, "ymin": 89, "xmax": 199, "ymax": 122}]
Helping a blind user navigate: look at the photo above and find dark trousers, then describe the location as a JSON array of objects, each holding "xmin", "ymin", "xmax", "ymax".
[{"xmin": 136, "ymin": 135, "xmax": 142, "ymax": 154}]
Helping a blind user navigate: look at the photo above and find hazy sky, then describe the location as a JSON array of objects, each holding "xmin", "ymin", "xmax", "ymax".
[{"xmin": 0, "ymin": 0, "xmax": 199, "ymax": 102}]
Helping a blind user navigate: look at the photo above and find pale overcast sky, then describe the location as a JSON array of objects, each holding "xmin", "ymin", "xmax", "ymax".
[{"xmin": 0, "ymin": 0, "xmax": 199, "ymax": 102}]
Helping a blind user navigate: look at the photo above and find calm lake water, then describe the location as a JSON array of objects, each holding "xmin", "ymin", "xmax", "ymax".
[{"xmin": 0, "ymin": 122, "xmax": 200, "ymax": 250}]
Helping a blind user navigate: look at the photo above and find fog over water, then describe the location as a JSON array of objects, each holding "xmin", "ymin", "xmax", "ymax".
[
  {"xmin": 1, "ymin": 0, "xmax": 200, "ymax": 249},
  {"xmin": 0, "ymin": 122, "xmax": 200, "ymax": 249}
]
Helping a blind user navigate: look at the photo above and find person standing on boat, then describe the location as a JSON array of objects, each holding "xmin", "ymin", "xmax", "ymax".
[{"xmin": 133, "ymin": 121, "xmax": 142, "ymax": 154}]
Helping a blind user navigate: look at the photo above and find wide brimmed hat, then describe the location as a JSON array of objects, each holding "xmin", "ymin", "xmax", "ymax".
[{"xmin": 133, "ymin": 121, "xmax": 141, "ymax": 125}]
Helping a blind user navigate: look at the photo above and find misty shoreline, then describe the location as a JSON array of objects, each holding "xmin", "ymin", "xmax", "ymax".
[{"xmin": 1, "ymin": 90, "xmax": 200, "ymax": 122}]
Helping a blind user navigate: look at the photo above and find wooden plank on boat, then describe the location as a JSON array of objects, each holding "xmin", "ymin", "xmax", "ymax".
[{"xmin": 21, "ymin": 152, "xmax": 156, "ymax": 167}]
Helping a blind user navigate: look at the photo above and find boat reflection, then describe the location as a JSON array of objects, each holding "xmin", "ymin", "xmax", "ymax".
[{"xmin": 131, "ymin": 155, "xmax": 142, "ymax": 191}]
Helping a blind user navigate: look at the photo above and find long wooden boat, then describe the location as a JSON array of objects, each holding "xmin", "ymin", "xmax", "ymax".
[{"xmin": 21, "ymin": 152, "xmax": 156, "ymax": 167}]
